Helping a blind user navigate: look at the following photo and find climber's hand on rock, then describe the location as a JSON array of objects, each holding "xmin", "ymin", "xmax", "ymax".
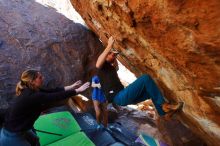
[{"xmin": 107, "ymin": 36, "xmax": 114, "ymax": 47}]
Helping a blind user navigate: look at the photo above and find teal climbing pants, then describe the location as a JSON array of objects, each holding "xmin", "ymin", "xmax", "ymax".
[{"xmin": 113, "ymin": 75, "xmax": 166, "ymax": 115}]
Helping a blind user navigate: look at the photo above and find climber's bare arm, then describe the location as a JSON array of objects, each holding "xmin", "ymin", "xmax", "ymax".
[{"xmin": 96, "ymin": 37, "xmax": 114, "ymax": 69}]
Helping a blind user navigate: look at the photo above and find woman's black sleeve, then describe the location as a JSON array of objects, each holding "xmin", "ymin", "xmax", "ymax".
[
  {"xmin": 39, "ymin": 87, "xmax": 64, "ymax": 93},
  {"xmin": 32, "ymin": 90, "xmax": 76, "ymax": 104}
]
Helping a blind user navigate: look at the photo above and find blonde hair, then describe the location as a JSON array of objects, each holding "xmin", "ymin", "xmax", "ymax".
[{"xmin": 16, "ymin": 69, "xmax": 39, "ymax": 96}]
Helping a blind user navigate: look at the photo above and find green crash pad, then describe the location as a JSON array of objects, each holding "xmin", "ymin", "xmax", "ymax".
[
  {"xmin": 47, "ymin": 132, "xmax": 94, "ymax": 146},
  {"xmin": 34, "ymin": 111, "xmax": 94, "ymax": 146}
]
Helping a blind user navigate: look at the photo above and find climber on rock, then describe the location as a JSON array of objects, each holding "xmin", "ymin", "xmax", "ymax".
[{"xmin": 95, "ymin": 36, "xmax": 183, "ymax": 124}]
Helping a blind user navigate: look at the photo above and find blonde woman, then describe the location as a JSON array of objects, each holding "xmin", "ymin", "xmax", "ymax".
[{"xmin": 0, "ymin": 69, "xmax": 90, "ymax": 146}]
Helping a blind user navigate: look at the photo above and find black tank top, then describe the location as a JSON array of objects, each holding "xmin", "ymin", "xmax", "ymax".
[{"xmin": 97, "ymin": 62, "xmax": 124, "ymax": 102}]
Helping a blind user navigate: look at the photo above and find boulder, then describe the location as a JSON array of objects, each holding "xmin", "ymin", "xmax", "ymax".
[
  {"xmin": 0, "ymin": 0, "xmax": 103, "ymax": 108},
  {"xmin": 70, "ymin": 0, "xmax": 220, "ymax": 145}
]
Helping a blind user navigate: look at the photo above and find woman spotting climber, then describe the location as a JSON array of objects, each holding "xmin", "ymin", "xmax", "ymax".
[{"xmin": 0, "ymin": 69, "xmax": 90, "ymax": 146}]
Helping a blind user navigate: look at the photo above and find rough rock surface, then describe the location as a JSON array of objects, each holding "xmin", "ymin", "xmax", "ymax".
[
  {"xmin": 70, "ymin": 0, "xmax": 220, "ymax": 145},
  {"xmin": 0, "ymin": 0, "xmax": 102, "ymax": 108}
]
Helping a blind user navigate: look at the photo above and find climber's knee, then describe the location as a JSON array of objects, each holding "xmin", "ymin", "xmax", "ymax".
[{"xmin": 140, "ymin": 74, "xmax": 150, "ymax": 82}]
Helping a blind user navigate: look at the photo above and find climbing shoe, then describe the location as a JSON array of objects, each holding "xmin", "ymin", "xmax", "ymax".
[
  {"xmin": 162, "ymin": 102, "xmax": 184, "ymax": 113},
  {"xmin": 163, "ymin": 102, "xmax": 184, "ymax": 120}
]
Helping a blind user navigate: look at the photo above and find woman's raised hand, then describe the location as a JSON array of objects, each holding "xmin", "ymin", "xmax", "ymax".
[
  {"xmin": 71, "ymin": 80, "xmax": 82, "ymax": 89},
  {"xmin": 75, "ymin": 82, "xmax": 90, "ymax": 93},
  {"xmin": 64, "ymin": 80, "xmax": 82, "ymax": 91}
]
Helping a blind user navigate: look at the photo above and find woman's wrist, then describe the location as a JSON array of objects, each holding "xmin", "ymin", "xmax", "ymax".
[
  {"xmin": 75, "ymin": 88, "xmax": 79, "ymax": 93},
  {"xmin": 64, "ymin": 85, "xmax": 74, "ymax": 91}
]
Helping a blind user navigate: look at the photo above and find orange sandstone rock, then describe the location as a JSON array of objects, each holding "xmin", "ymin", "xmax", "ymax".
[{"xmin": 70, "ymin": 0, "xmax": 220, "ymax": 145}]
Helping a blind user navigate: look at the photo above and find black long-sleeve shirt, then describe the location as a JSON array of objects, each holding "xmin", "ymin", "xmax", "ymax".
[
  {"xmin": 97, "ymin": 62, "xmax": 124, "ymax": 102},
  {"xmin": 4, "ymin": 87, "xmax": 76, "ymax": 132}
]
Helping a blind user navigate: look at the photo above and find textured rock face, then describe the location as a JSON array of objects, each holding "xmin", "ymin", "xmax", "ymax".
[
  {"xmin": 0, "ymin": 0, "xmax": 102, "ymax": 108},
  {"xmin": 70, "ymin": 0, "xmax": 220, "ymax": 145}
]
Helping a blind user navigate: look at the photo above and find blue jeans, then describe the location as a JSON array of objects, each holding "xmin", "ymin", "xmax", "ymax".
[
  {"xmin": 113, "ymin": 75, "xmax": 166, "ymax": 115},
  {"xmin": 0, "ymin": 128, "xmax": 39, "ymax": 146}
]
